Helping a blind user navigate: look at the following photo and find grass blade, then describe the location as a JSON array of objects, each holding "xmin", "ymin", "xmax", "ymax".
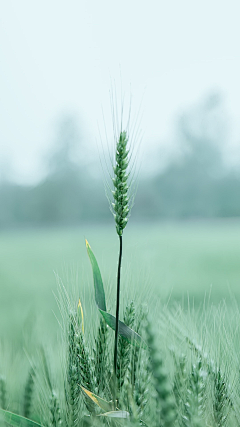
[
  {"xmin": 77, "ymin": 298, "xmax": 84, "ymax": 334},
  {"xmin": 85, "ymin": 239, "xmax": 106, "ymax": 312},
  {"xmin": 100, "ymin": 310, "xmax": 146, "ymax": 348},
  {"xmin": 99, "ymin": 410, "xmax": 130, "ymax": 418},
  {"xmin": 0, "ymin": 409, "xmax": 43, "ymax": 427},
  {"xmin": 80, "ymin": 386, "xmax": 112, "ymax": 412},
  {"xmin": 86, "ymin": 239, "xmax": 146, "ymax": 347}
]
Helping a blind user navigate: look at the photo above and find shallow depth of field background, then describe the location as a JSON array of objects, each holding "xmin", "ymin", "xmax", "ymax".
[{"xmin": 1, "ymin": 0, "xmax": 240, "ymax": 349}]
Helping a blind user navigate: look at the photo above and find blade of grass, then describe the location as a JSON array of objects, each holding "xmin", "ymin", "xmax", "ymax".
[
  {"xmin": 85, "ymin": 239, "xmax": 106, "ymax": 312},
  {"xmin": 86, "ymin": 239, "xmax": 146, "ymax": 347},
  {"xmin": 99, "ymin": 310, "xmax": 146, "ymax": 348},
  {"xmin": 80, "ymin": 386, "xmax": 113, "ymax": 412},
  {"xmin": 0, "ymin": 409, "xmax": 43, "ymax": 427},
  {"xmin": 98, "ymin": 410, "xmax": 130, "ymax": 418}
]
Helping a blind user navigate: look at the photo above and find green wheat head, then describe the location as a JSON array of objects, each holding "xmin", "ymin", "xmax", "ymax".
[
  {"xmin": 0, "ymin": 375, "xmax": 7, "ymax": 410},
  {"xmin": 112, "ymin": 130, "xmax": 130, "ymax": 236},
  {"xmin": 117, "ymin": 302, "xmax": 135, "ymax": 390},
  {"xmin": 23, "ymin": 367, "xmax": 35, "ymax": 419}
]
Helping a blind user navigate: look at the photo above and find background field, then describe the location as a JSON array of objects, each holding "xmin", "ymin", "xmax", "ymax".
[{"xmin": 1, "ymin": 220, "xmax": 240, "ymax": 349}]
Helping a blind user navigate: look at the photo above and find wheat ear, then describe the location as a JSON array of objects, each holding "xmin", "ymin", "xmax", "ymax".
[
  {"xmin": 117, "ymin": 301, "xmax": 135, "ymax": 391},
  {"xmin": 0, "ymin": 375, "xmax": 7, "ymax": 410},
  {"xmin": 23, "ymin": 367, "xmax": 35, "ymax": 419},
  {"xmin": 146, "ymin": 321, "xmax": 176, "ymax": 427},
  {"xmin": 94, "ymin": 317, "xmax": 109, "ymax": 395}
]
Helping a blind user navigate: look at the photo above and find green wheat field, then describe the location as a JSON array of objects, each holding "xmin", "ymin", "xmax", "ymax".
[
  {"xmin": 1, "ymin": 220, "xmax": 240, "ymax": 344},
  {"xmin": 2, "ymin": 220, "xmax": 240, "ymax": 426}
]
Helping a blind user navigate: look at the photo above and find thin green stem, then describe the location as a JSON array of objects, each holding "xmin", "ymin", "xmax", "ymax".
[{"xmin": 114, "ymin": 234, "xmax": 123, "ymax": 400}]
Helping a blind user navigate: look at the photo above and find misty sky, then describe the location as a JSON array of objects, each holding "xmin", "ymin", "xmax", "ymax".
[{"xmin": 1, "ymin": 0, "xmax": 240, "ymax": 183}]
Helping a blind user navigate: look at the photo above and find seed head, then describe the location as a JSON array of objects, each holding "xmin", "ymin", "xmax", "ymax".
[{"xmin": 112, "ymin": 131, "xmax": 130, "ymax": 236}]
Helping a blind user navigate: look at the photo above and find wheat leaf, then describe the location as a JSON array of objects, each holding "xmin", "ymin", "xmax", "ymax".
[
  {"xmin": 81, "ymin": 386, "xmax": 112, "ymax": 412},
  {"xmin": 99, "ymin": 309, "xmax": 146, "ymax": 348},
  {"xmin": 99, "ymin": 410, "xmax": 130, "ymax": 418},
  {"xmin": 86, "ymin": 239, "xmax": 146, "ymax": 347},
  {"xmin": 0, "ymin": 409, "xmax": 43, "ymax": 427},
  {"xmin": 85, "ymin": 239, "xmax": 106, "ymax": 311},
  {"xmin": 77, "ymin": 297, "xmax": 84, "ymax": 334}
]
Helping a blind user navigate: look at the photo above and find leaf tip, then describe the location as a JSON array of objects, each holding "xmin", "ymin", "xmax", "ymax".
[{"xmin": 77, "ymin": 298, "xmax": 84, "ymax": 334}]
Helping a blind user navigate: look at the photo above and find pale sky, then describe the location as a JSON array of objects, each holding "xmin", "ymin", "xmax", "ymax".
[{"xmin": 1, "ymin": 0, "xmax": 240, "ymax": 183}]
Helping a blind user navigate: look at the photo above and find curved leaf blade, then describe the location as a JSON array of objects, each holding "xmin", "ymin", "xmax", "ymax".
[
  {"xmin": 99, "ymin": 410, "xmax": 130, "ymax": 418},
  {"xmin": 99, "ymin": 310, "xmax": 146, "ymax": 348},
  {"xmin": 0, "ymin": 409, "xmax": 43, "ymax": 427},
  {"xmin": 86, "ymin": 239, "xmax": 146, "ymax": 348},
  {"xmin": 81, "ymin": 386, "xmax": 112, "ymax": 412},
  {"xmin": 85, "ymin": 239, "xmax": 106, "ymax": 312}
]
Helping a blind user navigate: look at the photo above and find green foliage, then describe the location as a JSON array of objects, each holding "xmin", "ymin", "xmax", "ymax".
[
  {"xmin": 3, "ymin": 107, "xmax": 240, "ymax": 427},
  {"xmin": 2, "ymin": 297, "xmax": 240, "ymax": 426},
  {"xmin": 0, "ymin": 409, "xmax": 43, "ymax": 427}
]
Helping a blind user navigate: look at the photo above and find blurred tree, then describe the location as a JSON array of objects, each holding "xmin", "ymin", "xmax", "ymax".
[
  {"xmin": 146, "ymin": 92, "xmax": 240, "ymax": 218},
  {"xmin": 47, "ymin": 115, "xmax": 81, "ymax": 178},
  {"xmin": 2, "ymin": 96, "xmax": 240, "ymax": 228},
  {"xmin": 178, "ymin": 92, "xmax": 226, "ymax": 177},
  {"xmin": 29, "ymin": 115, "xmax": 87, "ymax": 224}
]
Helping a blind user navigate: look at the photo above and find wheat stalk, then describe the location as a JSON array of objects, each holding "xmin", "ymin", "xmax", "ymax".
[{"xmin": 111, "ymin": 130, "xmax": 130, "ymax": 402}]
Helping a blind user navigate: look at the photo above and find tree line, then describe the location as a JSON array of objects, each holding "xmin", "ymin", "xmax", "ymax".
[{"xmin": 1, "ymin": 94, "xmax": 240, "ymax": 228}]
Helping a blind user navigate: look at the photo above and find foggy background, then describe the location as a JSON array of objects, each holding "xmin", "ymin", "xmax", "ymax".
[{"xmin": 1, "ymin": 0, "xmax": 240, "ymax": 227}]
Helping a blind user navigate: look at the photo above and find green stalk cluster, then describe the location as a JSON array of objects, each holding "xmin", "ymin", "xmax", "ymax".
[{"xmin": 112, "ymin": 131, "xmax": 130, "ymax": 236}]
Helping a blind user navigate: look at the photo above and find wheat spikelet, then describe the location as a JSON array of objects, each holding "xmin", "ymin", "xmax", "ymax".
[
  {"xmin": 76, "ymin": 333, "xmax": 93, "ymax": 391},
  {"xmin": 74, "ymin": 317, "xmax": 95, "ymax": 414},
  {"xmin": 93, "ymin": 317, "xmax": 109, "ymax": 395},
  {"xmin": 23, "ymin": 367, "xmax": 35, "ymax": 419},
  {"xmin": 211, "ymin": 368, "xmax": 229, "ymax": 427},
  {"xmin": 48, "ymin": 391, "xmax": 61, "ymax": 427},
  {"xmin": 39, "ymin": 347, "xmax": 62, "ymax": 427},
  {"xmin": 111, "ymin": 130, "xmax": 130, "ymax": 236},
  {"xmin": 186, "ymin": 336, "xmax": 232, "ymax": 426},
  {"xmin": 117, "ymin": 302, "xmax": 135, "ymax": 391},
  {"xmin": 172, "ymin": 353, "xmax": 187, "ymax": 412},
  {"xmin": 132, "ymin": 353, "xmax": 149, "ymax": 419},
  {"xmin": 146, "ymin": 321, "xmax": 176, "ymax": 427},
  {"xmin": 65, "ymin": 315, "xmax": 81, "ymax": 427},
  {"xmin": 0, "ymin": 375, "xmax": 7, "ymax": 410},
  {"xmin": 182, "ymin": 358, "xmax": 206, "ymax": 427}
]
